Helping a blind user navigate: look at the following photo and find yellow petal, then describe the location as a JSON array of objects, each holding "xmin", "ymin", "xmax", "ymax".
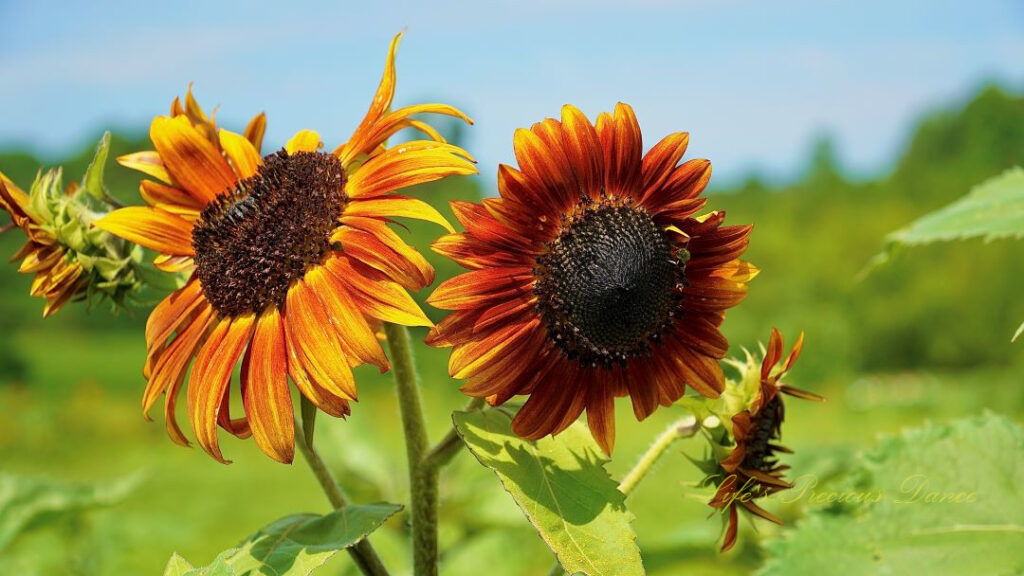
[
  {"xmin": 285, "ymin": 130, "xmax": 323, "ymax": 154},
  {"xmin": 219, "ymin": 129, "xmax": 262, "ymax": 179},
  {"xmin": 345, "ymin": 195, "xmax": 454, "ymax": 233},
  {"xmin": 150, "ymin": 115, "xmax": 236, "ymax": 204},
  {"xmin": 94, "ymin": 207, "xmax": 194, "ymax": 256},
  {"xmin": 346, "ymin": 141, "xmax": 476, "ymax": 198},
  {"xmin": 242, "ymin": 307, "xmax": 295, "ymax": 463},
  {"xmin": 118, "ymin": 151, "xmax": 174, "ymax": 185}
]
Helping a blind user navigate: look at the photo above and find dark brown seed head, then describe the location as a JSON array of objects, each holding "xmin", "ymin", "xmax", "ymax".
[
  {"xmin": 741, "ymin": 395, "xmax": 786, "ymax": 473},
  {"xmin": 192, "ymin": 150, "xmax": 345, "ymax": 317},
  {"xmin": 534, "ymin": 199, "xmax": 687, "ymax": 368}
]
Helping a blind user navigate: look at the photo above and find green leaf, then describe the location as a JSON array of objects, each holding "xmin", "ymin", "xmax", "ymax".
[
  {"xmin": 759, "ymin": 413, "xmax": 1024, "ymax": 576},
  {"xmin": 869, "ymin": 167, "xmax": 1024, "ymax": 272},
  {"xmin": 164, "ymin": 553, "xmax": 196, "ymax": 576},
  {"xmin": 82, "ymin": 131, "xmax": 111, "ymax": 201},
  {"xmin": 1013, "ymin": 320, "xmax": 1023, "ymax": 343},
  {"xmin": 453, "ymin": 409, "xmax": 645, "ymax": 576},
  {"xmin": 0, "ymin": 473, "xmax": 140, "ymax": 552},
  {"xmin": 172, "ymin": 504, "xmax": 401, "ymax": 576}
]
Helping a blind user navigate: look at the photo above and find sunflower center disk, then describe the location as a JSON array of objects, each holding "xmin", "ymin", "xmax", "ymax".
[
  {"xmin": 192, "ymin": 150, "xmax": 345, "ymax": 317},
  {"xmin": 535, "ymin": 204, "xmax": 687, "ymax": 368},
  {"xmin": 742, "ymin": 395, "xmax": 784, "ymax": 472}
]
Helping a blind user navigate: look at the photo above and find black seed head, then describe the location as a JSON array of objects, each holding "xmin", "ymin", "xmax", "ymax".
[
  {"xmin": 741, "ymin": 395, "xmax": 786, "ymax": 473},
  {"xmin": 534, "ymin": 200, "xmax": 688, "ymax": 368},
  {"xmin": 192, "ymin": 150, "xmax": 345, "ymax": 316}
]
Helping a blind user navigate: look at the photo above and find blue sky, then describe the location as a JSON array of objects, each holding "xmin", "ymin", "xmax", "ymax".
[{"xmin": 1, "ymin": 0, "xmax": 1021, "ymax": 187}]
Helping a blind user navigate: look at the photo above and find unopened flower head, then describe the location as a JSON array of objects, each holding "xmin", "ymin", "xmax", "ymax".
[{"xmin": 0, "ymin": 133, "xmax": 143, "ymax": 317}]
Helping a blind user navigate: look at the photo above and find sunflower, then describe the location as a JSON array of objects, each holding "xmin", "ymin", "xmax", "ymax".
[
  {"xmin": 0, "ymin": 174, "xmax": 87, "ymax": 316},
  {"xmin": 708, "ymin": 328, "xmax": 823, "ymax": 552},
  {"xmin": 94, "ymin": 34, "xmax": 476, "ymax": 464},
  {"xmin": 1, "ymin": 141, "xmax": 142, "ymax": 318},
  {"xmin": 426, "ymin": 103, "xmax": 756, "ymax": 454}
]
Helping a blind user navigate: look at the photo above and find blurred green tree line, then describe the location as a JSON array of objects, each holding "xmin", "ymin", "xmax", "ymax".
[{"xmin": 1, "ymin": 85, "xmax": 1020, "ymax": 384}]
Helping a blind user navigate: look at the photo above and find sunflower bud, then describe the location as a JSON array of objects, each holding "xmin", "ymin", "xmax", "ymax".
[{"xmin": 0, "ymin": 133, "xmax": 145, "ymax": 316}]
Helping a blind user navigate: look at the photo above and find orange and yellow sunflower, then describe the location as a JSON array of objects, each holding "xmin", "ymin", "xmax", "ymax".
[
  {"xmin": 426, "ymin": 103, "xmax": 756, "ymax": 454},
  {"xmin": 709, "ymin": 328, "xmax": 823, "ymax": 552},
  {"xmin": 94, "ymin": 34, "xmax": 476, "ymax": 464}
]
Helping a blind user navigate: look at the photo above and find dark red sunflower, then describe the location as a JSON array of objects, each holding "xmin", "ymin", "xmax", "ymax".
[
  {"xmin": 426, "ymin": 103, "xmax": 757, "ymax": 454},
  {"xmin": 709, "ymin": 328, "xmax": 824, "ymax": 552}
]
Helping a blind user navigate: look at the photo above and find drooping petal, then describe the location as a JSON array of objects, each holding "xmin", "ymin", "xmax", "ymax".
[
  {"xmin": 241, "ymin": 307, "xmax": 295, "ymax": 463},
  {"xmin": 586, "ymin": 377, "xmax": 617, "ymax": 455},
  {"xmin": 305, "ymin": 265, "xmax": 389, "ymax": 372},
  {"xmin": 187, "ymin": 314, "xmax": 255, "ymax": 463},
  {"xmin": 144, "ymin": 300, "xmax": 212, "ymax": 418},
  {"xmin": 284, "ymin": 280, "xmax": 358, "ymax": 401},
  {"xmin": 324, "ymin": 253, "xmax": 432, "ymax": 327},
  {"xmin": 157, "ymin": 305, "xmax": 216, "ymax": 446}
]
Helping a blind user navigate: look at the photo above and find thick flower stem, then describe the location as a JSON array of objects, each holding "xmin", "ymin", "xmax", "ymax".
[
  {"xmin": 383, "ymin": 323, "xmax": 437, "ymax": 576},
  {"xmin": 294, "ymin": 416, "xmax": 390, "ymax": 576},
  {"xmin": 618, "ymin": 416, "xmax": 700, "ymax": 496}
]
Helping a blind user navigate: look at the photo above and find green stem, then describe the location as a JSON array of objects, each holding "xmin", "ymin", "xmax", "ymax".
[
  {"xmin": 421, "ymin": 397, "xmax": 486, "ymax": 474},
  {"xmin": 294, "ymin": 415, "xmax": 390, "ymax": 576},
  {"xmin": 383, "ymin": 323, "xmax": 437, "ymax": 576},
  {"xmin": 547, "ymin": 416, "xmax": 701, "ymax": 576},
  {"xmin": 618, "ymin": 416, "xmax": 700, "ymax": 497}
]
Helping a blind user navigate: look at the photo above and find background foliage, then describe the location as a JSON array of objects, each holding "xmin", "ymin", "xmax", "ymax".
[{"xmin": 0, "ymin": 85, "xmax": 1021, "ymax": 575}]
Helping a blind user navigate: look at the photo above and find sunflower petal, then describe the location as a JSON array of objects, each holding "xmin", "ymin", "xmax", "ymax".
[
  {"xmin": 306, "ymin": 265, "xmax": 389, "ymax": 372},
  {"xmin": 219, "ymin": 129, "xmax": 262, "ymax": 179},
  {"xmin": 150, "ymin": 115, "xmax": 236, "ymax": 204},
  {"xmin": 339, "ymin": 32, "xmax": 401, "ymax": 162},
  {"xmin": 285, "ymin": 130, "xmax": 323, "ymax": 154},
  {"xmin": 284, "ymin": 280, "xmax": 358, "ymax": 401},
  {"xmin": 324, "ymin": 254, "xmax": 432, "ymax": 327},
  {"xmin": 94, "ymin": 207, "xmax": 194, "ymax": 256},
  {"xmin": 187, "ymin": 314, "xmax": 255, "ymax": 463},
  {"xmin": 244, "ymin": 112, "xmax": 267, "ymax": 153},
  {"xmin": 345, "ymin": 195, "xmax": 454, "ymax": 233},
  {"xmin": 242, "ymin": 307, "xmax": 295, "ymax": 463},
  {"xmin": 345, "ymin": 141, "xmax": 477, "ymax": 198},
  {"xmin": 118, "ymin": 151, "xmax": 174, "ymax": 185}
]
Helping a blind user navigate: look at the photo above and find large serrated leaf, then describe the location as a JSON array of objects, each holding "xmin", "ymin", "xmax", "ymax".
[
  {"xmin": 0, "ymin": 473, "xmax": 140, "ymax": 551},
  {"xmin": 165, "ymin": 503, "xmax": 401, "ymax": 576},
  {"xmin": 453, "ymin": 409, "xmax": 645, "ymax": 576},
  {"xmin": 759, "ymin": 413, "xmax": 1024, "ymax": 576},
  {"xmin": 869, "ymin": 167, "xmax": 1024, "ymax": 274},
  {"xmin": 890, "ymin": 166, "xmax": 1024, "ymax": 245}
]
